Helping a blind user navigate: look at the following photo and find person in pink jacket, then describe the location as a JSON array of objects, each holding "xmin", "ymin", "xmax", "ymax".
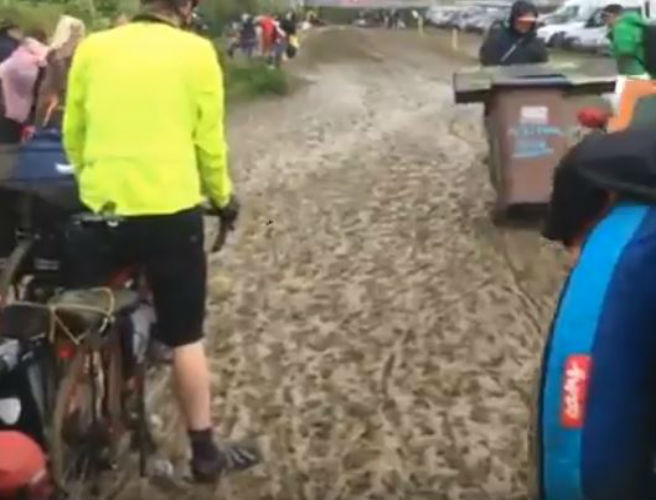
[{"xmin": 0, "ymin": 32, "xmax": 48, "ymax": 142}]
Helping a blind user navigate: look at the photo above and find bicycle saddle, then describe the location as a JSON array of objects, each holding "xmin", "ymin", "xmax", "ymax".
[{"xmin": 49, "ymin": 288, "xmax": 140, "ymax": 336}]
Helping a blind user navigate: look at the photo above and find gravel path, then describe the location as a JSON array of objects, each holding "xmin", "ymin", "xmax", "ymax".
[{"xmin": 125, "ymin": 28, "xmax": 571, "ymax": 500}]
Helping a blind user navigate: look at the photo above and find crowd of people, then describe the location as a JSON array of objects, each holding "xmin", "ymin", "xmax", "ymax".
[{"xmin": 227, "ymin": 11, "xmax": 305, "ymax": 68}]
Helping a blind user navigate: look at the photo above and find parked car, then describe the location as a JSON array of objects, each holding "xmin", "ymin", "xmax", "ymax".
[
  {"xmin": 565, "ymin": 5, "xmax": 637, "ymax": 51},
  {"xmin": 425, "ymin": 6, "xmax": 459, "ymax": 27},
  {"xmin": 475, "ymin": 8, "xmax": 509, "ymax": 34},
  {"xmin": 566, "ymin": 25, "xmax": 606, "ymax": 50},
  {"xmin": 440, "ymin": 11, "xmax": 461, "ymax": 28},
  {"xmin": 463, "ymin": 12, "xmax": 488, "ymax": 32},
  {"xmin": 596, "ymin": 34, "xmax": 611, "ymax": 56},
  {"xmin": 452, "ymin": 7, "xmax": 484, "ymax": 31},
  {"xmin": 562, "ymin": 8, "xmax": 605, "ymax": 49},
  {"xmin": 537, "ymin": 18, "xmax": 585, "ymax": 47}
]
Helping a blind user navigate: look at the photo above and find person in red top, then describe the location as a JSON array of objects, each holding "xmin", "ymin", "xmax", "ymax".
[{"xmin": 258, "ymin": 14, "xmax": 275, "ymax": 58}]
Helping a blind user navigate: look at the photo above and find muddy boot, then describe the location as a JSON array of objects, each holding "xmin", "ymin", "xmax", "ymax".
[{"xmin": 189, "ymin": 430, "xmax": 261, "ymax": 483}]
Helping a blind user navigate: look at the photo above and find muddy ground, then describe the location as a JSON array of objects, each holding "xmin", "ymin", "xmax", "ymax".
[{"xmin": 122, "ymin": 28, "xmax": 574, "ymax": 500}]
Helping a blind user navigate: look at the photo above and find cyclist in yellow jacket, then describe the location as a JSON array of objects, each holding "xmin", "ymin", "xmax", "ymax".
[{"xmin": 63, "ymin": 0, "xmax": 259, "ymax": 481}]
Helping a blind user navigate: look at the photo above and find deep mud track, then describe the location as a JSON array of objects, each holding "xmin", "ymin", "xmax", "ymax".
[{"xmin": 121, "ymin": 28, "xmax": 571, "ymax": 500}]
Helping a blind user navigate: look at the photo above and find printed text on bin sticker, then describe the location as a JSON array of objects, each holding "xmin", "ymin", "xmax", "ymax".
[
  {"xmin": 561, "ymin": 355, "xmax": 592, "ymax": 428},
  {"xmin": 520, "ymin": 106, "xmax": 548, "ymax": 125}
]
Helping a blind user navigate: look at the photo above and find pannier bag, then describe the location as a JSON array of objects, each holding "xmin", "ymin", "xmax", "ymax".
[{"xmin": 0, "ymin": 128, "xmax": 80, "ymax": 280}]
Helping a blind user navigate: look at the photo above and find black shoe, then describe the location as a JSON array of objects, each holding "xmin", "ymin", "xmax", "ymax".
[{"xmin": 191, "ymin": 440, "xmax": 261, "ymax": 483}]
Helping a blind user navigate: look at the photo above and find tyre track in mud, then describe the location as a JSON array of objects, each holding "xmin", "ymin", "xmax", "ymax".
[{"xmin": 115, "ymin": 28, "xmax": 570, "ymax": 500}]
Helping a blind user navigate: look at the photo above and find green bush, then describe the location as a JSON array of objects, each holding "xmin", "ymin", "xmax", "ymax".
[
  {"xmin": 225, "ymin": 59, "xmax": 288, "ymax": 100},
  {"xmin": 0, "ymin": 2, "xmax": 64, "ymax": 33}
]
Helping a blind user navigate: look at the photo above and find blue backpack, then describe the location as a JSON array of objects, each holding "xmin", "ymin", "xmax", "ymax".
[{"xmin": 1, "ymin": 128, "xmax": 79, "ymax": 212}]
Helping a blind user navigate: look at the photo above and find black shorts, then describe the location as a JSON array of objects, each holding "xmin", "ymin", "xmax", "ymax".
[{"xmin": 65, "ymin": 207, "xmax": 206, "ymax": 348}]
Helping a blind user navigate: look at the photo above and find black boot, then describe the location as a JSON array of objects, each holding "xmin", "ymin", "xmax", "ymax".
[{"xmin": 189, "ymin": 429, "xmax": 261, "ymax": 483}]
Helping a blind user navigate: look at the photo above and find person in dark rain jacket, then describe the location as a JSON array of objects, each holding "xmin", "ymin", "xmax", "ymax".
[{"xmin": 479, "ymin": 0, "xmax": 548, "ymax": 66}]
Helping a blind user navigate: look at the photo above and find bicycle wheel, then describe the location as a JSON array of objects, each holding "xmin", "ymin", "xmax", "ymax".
[
  {"xmin": 50, "ymin": 341, "xmax": 97, "ymax": 495},
  {"xmin": 50, "ymin": 333, "xmax": 129, "ymax": 496}
]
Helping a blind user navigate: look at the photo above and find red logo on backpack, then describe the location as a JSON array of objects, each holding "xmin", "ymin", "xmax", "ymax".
[{"xmin": 561, "ymin": 355, "xmax": 592, "ymax": 428}]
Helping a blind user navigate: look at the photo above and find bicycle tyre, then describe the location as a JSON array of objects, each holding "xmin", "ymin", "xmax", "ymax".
[
  {"xmin": 50, "ymin": 340, "xmax": 94, "ymax": 495},
  {"xmin": 51, "ymin": 331, "xmax": 132, "ymax": 496},
  {"xmin": 105, "ymin": 330, "xmax": 130, "ymax": 461}
]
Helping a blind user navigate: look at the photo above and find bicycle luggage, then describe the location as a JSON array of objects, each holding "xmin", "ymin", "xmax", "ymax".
[
  {"xmin": 0, "ymin": 305, "xmax": 59, "ymax": 450},
  {"xmin": 0, "ymin": 342, "xmax": 49, "ymax": 449},
  {"xmin": 0, "ymin": 128, "xmax": 78, "ymax": 212},
  {"xmin": 0, "ymin": 128, "xmax": 81, "ymax": 282}
]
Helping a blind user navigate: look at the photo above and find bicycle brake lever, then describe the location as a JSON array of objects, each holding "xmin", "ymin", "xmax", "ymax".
[{"xmin": 211, "ymin": 219, "xmax": 230, "ymax": 253}]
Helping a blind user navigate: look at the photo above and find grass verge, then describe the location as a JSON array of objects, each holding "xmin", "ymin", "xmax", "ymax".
[{"xmin": 225, "ymin": 59, "xmax": 289, "ymax": 102}]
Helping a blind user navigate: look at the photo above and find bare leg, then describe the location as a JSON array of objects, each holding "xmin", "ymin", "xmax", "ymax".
[
  {"xmin": 172, "ymin": 341, "xmax": 212, "ymax": 431},
  {"xmin": 173, "ymin": 339, "xmax": 261, "ymax": 481}
]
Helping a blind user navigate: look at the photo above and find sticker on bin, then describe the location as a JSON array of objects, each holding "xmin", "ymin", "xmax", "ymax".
[
  {"xmin": 520, "ymin": 106, "xmax": 549, "ymax": 125},
  {"xmin": 513, "ymin": 139, "xmax": 554, "ymax": 159}
]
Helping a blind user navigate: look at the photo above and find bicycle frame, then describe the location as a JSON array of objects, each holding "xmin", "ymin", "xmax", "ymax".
[{"xmin": 0, "ymin": 209, "xmax": 230, "ymax": 482}]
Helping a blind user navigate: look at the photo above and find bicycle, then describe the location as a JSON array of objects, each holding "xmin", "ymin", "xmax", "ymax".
[{"xmin": 0, "ymin": 196, "xmax": 230, "ymax": 498}]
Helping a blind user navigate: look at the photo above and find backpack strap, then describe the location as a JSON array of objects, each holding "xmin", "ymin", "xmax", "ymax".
[
  {"xmin": 500, "ymin": 38, "xmax": 523, "ymax": 64},
  {"xmin": 26, "ymin": 65, "xmax": 46, "ymax": 126}
]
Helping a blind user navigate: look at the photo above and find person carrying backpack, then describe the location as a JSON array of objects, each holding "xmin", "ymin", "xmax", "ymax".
[
  {"xmin": 479, "ymin": 0, "xmax": 548, "ymax": 66},
  {"xmin": 602, "ymin": 4, "xmax": 648, "ymax": 77}
]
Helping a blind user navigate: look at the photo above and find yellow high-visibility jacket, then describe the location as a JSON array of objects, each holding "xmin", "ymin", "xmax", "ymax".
[{"xmin": 63, "ymin": 18, "xmax": 232, "ymax": 216}]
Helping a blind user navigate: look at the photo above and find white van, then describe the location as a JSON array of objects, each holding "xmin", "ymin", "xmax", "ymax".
[
  {"xmin": 565, "ymin": 8, "xmax": 609, "ymax": 50},
  {"xmin": 537, "ymin": 0, "xmax": 642, "ymax": 46}
]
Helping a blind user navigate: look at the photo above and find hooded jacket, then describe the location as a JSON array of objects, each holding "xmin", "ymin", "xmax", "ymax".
[
  {"xmin": 479, "ymin": 0, "xmax": 548, "ymax": 66},
  {"xmin": 544, "ymin": 128, "xmax": 656, "ymax": 246},
  {"xmin": 609, "ymin": 11, "xmax": 647, "ymax": 76}
]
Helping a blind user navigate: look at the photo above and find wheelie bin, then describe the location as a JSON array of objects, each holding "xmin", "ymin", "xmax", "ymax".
[{"xmin": 453, "ymin": 63, "xmax": 616, "ymax": 219}]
